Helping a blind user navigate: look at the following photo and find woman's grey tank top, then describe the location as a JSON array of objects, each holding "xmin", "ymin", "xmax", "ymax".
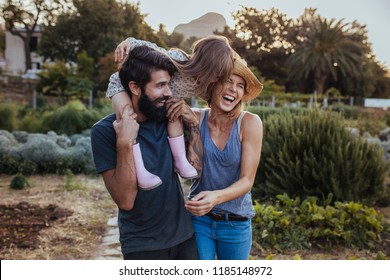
[{"xmin": 190, "ymin": 109, "xmax": 255, "ymax": 218}]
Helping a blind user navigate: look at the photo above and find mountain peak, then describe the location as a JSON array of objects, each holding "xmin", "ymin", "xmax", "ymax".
[{"xmin": 173, "ymin": 12, "xmax": 227, "ymax": 39}]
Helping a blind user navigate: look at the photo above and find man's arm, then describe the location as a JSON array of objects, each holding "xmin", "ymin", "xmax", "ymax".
[
  {"xmin": 101, "ymin": 144, "xmax": 137, "ymax": 211},
  {"xmin": 93, "ymin": 106, "xmax": 139, "ymax": 211}
]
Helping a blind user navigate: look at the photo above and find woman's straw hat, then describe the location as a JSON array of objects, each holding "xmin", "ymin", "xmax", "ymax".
[{"xmin": 232, "ymin": 54, "xmax": 263, "ymax": 101}]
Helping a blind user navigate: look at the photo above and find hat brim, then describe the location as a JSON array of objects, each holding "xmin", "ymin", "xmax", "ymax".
[{"xmin": 233, "ymin": 58, "xmax": 263, "ymax": 101}]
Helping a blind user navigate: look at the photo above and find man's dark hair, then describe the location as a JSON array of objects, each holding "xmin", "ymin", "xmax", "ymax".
[{"xmin": 119, "ymin": 46, "xmax": 176, "ymax": 95}]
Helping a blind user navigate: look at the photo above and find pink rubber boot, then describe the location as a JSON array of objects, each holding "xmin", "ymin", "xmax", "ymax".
[
  {"xmin": 133, "ymin": 143, "xmax": 162, "ymax": 190},
  {"xmin": 168, "ymin": 134, "xmax": 198, "ymax": 179}
]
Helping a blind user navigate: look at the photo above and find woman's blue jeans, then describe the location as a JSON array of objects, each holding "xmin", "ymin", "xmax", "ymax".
[{"xmin": 192, "ymin": 215, "xmax": 252, "ymax": 260}]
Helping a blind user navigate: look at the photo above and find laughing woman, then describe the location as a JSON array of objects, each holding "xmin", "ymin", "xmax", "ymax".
[{"xmin": 182, "ymin": 55, "xmax": 263, "ymax": 260}]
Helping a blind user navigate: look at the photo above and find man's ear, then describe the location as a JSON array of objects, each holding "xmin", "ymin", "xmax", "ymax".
[{"xmin": 129, "ymin": 82, "xmax": 140, "ymax": 96}]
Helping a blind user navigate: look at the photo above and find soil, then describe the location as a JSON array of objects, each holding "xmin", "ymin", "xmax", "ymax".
[
  {"xmin": 0, "ymin": 201, "xmax": 73, "ymax": 249},
  {"xmin": 0, "ymin": 174, "xmax": 389, "ymax": 260},
  {"xmin": 0, "ymin": 174, "xmax": 116, "ymax": 260}
]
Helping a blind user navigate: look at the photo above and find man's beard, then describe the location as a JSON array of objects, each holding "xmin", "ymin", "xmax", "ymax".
[{"xmin": 138, "ymin": 91, "xmax": 169, "ymax": 121}]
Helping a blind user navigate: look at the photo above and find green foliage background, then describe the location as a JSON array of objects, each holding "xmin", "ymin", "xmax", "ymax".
[{"xmin": 251, "ymin": 109, "xmax": 389, "ymax": 206}]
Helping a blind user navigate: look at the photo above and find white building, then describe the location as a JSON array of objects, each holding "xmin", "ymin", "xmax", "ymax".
[{"xmin": 4, "ymin": 26, "xmax": 43, "ymax": 74}]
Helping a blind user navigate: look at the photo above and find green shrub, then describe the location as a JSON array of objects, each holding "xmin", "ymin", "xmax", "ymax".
[
  {"xmin": 41, "ymin": 100, "xmax": 96, "ymax": 135},
  {"xmin": 328, "ymin": 104, "xmax": 361, "ymax": 119},
  {"xmin": 0, "ymin": 155, "xmax": 19, "ymax": 174},
  {"xmin": 10, "ymin": 174, "xmax": 30, "ymax": 190},
  {"xmin": 253, "ymin": 109, "xmax": 388, "ymax": 205},
  {"xmin": 252, "ymin": 194, "xmax": 384, "ymax": 250},
  {"xmin": 0, "ymin": 103, "xmax": 19, "ymax": 131},
  {"xmin": 1, "ymin": 129, "xmax": 94, "ymax": 175},
  {"xmin": 18, "ymin": 160, "xmax": 38, "ymax": 176},
  {"xmin": 19, "ymin": 111, "xmax": 45, "ymax": 133},
  {"xmin": 39, "ymin": 157, "xmax": 72, "ymax": 175},
  {"xmin": 64, "ymin": 169, "xmax": 85, "ymax": 191},
  {"xmin": 246, "ymin": 106, "xmax": 309, "ymax": 121}
]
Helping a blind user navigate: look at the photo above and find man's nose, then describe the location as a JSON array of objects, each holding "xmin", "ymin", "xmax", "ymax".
[{"xmin": 164, "ymin": 85, "xmax": 173, "ymax": 96}]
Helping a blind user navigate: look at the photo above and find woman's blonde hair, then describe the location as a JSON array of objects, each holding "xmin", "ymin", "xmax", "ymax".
[{"xmin": 172, "ymin": 35, "xmax": 235, "ymax": 94}]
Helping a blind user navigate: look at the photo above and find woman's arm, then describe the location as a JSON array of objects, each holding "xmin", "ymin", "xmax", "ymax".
[{"xmin": 185, "ymin": 113, "xmax": 263, "ymax": 216}]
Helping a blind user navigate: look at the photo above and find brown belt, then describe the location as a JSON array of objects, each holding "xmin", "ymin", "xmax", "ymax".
[{"xmin": 206, "ymin": 212, "xmax": 248, "ymax": 221}]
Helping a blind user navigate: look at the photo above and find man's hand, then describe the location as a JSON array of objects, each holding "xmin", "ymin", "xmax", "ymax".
[{"xmin": 112, "ymin": 105, "xmax": 139, "ymax": 146}]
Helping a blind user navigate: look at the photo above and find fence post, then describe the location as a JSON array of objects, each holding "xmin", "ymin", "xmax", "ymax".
[
  {"xmin": 89, "ymin": 90, "xmax": 93, "ymax": 109},
  {"xmin": 323, "ymin": 97, "xmax": 328, "ymax": 108},
  {"xmin": 32, "ymin": 89, "xmax": 37, "ymax": 109},
  {"xmin": 308, "ymin": 96, "xmax": 313, "ymax": 109}
]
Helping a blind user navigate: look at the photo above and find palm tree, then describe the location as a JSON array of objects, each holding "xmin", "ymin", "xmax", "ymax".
[{"xmin": 286, "ymin": 16, "xmax": 365, "ymax": 94}]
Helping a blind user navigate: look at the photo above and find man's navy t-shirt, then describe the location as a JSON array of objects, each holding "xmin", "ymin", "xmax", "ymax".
[{"xmin": 91, "ymin": 114, "xmax": 194, "ymax": 255}]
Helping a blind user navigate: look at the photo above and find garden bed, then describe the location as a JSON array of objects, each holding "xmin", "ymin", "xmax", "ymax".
[
  {"xmin": 0, "ymin": 174, "xmax": 389, "ymax": 260},
  {"xmin": 0, "ymin": 174, "xmax": 116, "ymax": 259}
]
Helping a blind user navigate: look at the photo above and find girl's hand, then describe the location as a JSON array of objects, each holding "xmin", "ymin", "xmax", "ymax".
[
  {"xmin": 166, "ymin": 98, "xmax": 198, "ymax": 126},
  {"xmin": 115, "ymin": 39, "xmax": 131, "ymax": 62}
]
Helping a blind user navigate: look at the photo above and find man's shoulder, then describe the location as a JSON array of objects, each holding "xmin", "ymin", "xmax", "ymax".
[
  {"xmin": 92, "ymin": 114, "xmax": 116, "ymax": 128},
  {"xmin": 91, "ymin": 114, "xmax": 116, "ymax": 136}
]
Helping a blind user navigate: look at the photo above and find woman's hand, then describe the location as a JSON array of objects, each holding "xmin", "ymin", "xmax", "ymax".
[
  {"xmin": 185, "ymin": 191, "xmax": 221, "ymax": 216},
  {"xmin": 115, "ymin": 39, "xmax": 131, "ymax": 62},
  {"xmin": 166, "ymin": 98, "xmax": 198, "ymax": 126}
]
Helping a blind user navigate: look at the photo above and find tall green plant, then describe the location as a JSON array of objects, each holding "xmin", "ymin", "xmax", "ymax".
[
  {"xmin": 0, "ymin": 103, "xmax": 19, "ymax": 131},
  {"xmin": 253, "ymin": 110, "xmax": 388, "ymax": 205},
  {"xmin": 41, "ymin": 100, "xmax": 96, "ymax": 135}
]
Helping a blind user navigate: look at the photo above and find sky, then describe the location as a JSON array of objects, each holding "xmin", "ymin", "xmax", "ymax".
[{"xmin": 132, "ymin": 0, "xmax": 390, "ymax": 69}]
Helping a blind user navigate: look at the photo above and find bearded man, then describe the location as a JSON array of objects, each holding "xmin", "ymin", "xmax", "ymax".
[{"xmin": 91, "ymin": 46, "xmax": 201, "ymax": 260}]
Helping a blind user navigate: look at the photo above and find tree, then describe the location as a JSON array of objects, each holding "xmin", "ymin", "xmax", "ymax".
[
  {"xmin": 0, "ymin": 0, "xmax": 70, "ymax": 71},
  {"xmin": 228, "ymin": 7, "xmax": 298, "ymax": 85},
  {"xmin": 0, "ymin": 28, "xmax": 5, "ymax": 54},
  {"xmin": 36, "ymin": 51, "xmax": 95, "ymax": 104},
  {"xmin": 38, "ymin": 0, "xmax": 164, "ymax": 64},
  {"xmin": 156, "ymin": 24, "xmax": 183, "ymax": 49},
  {"xmin": 286, "ymin": 12, "xmax": 367, "ymax": 95},
  {"xmin": 38, "ymin": 0, "xmax": 166, "ymax": 97}
]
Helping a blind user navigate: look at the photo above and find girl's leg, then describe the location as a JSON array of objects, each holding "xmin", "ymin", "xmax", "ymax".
[
  {"xmin": 132, "ymin": 143, "xmax": 162, "ymax": 190},
  {"xmin": 167, "ymin": 119, "xmax": 197, "ymax": 179}
]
